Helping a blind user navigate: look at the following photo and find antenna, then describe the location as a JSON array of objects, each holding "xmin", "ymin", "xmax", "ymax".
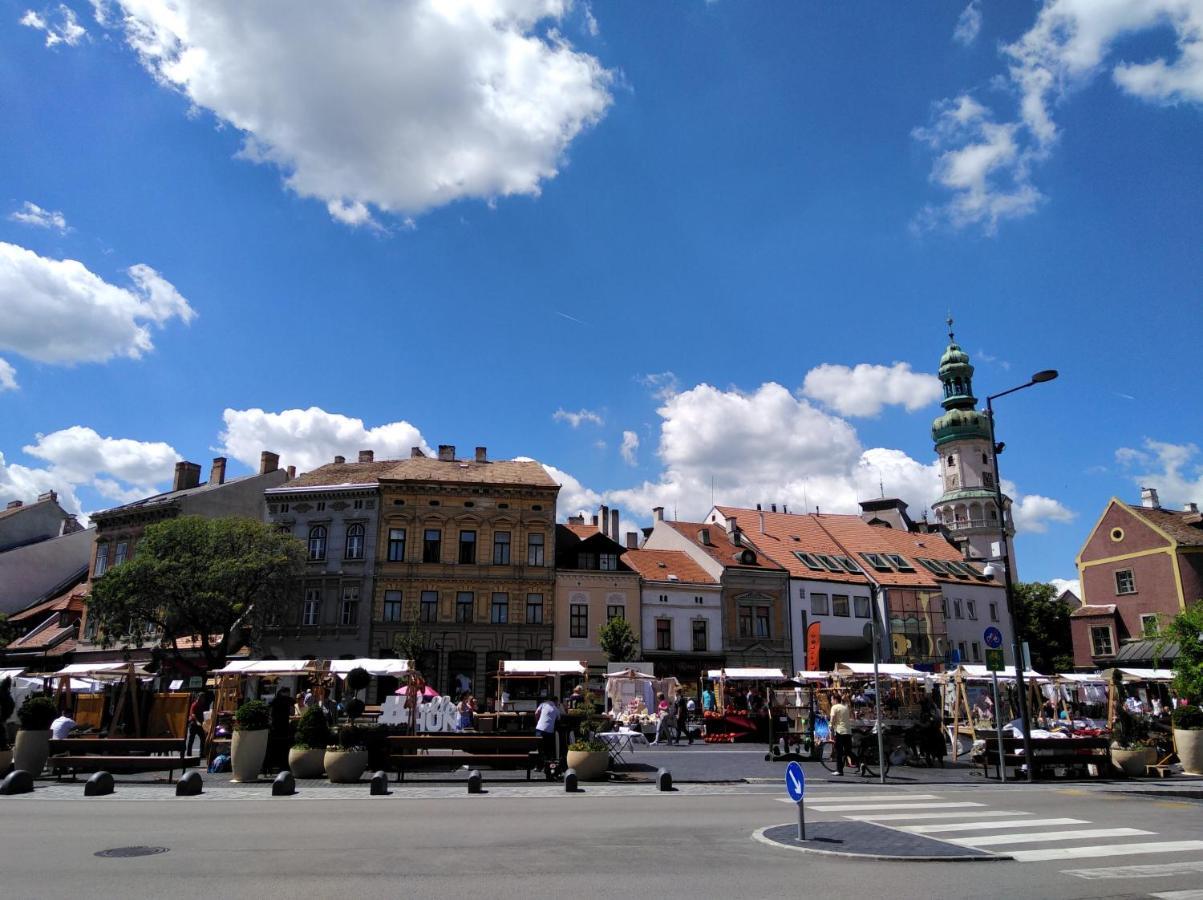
[
  {"xmin": 946, "ymin": 312, "xmax": 955, "ymax": 342},
  {"xmin": 710, "ymin": 475, "xmax": 715, "ymax": 507}
]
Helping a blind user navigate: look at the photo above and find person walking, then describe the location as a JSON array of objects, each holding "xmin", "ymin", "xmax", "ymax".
[
  {"xmin": 674, "ymin": 694, "xmax": 692, "ymax": 745},
  {"xmin": 534, "ymin": 694, "xmax": 562, "ymax": 772},
  {"xmin": 829, "ymin": 692, "xmax": 851, "ymax": 777},
  {"xmin": 187, "ymin": 690, "xmax": 212, "ymax": 757}
]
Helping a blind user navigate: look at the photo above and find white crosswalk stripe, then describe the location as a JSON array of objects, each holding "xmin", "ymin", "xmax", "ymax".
[
  {"xmin": 948, "ymin": 827, "xmax": 1154, "ymax": 848},
  {"xmin": 1062, "ymin": 860, "xmax": 1203, "ymax": 880},
  {"xmin": 1149, "ymin": 891, "xmax": 1203, "ymax": 899},
  {"xmin": 845, "ymin": 810, "xmax": 1028, "ymax": 822},
  {"xmin": 807, "ymin": 801, "xmax": 983, "ymax": 812},
  {"xmin": 1008, "ymin": 841, "xmax": 1203, "ymax": 863},
  {"xmin": 902, "ymin": 818, "xmax": 1089, "ymax": 834}
]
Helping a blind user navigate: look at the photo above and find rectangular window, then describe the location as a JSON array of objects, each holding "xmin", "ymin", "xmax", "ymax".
[
  {"xmin": 832, "ymin": 594, "xmax": 850, "ymax": 617},
  {"xmin": 989, "ymin": 601, "xmax": 999, "ymax": 622},
  {"xmin": 860, "ymin": 552, "xmax": 892, "ymax": 572},
  {"xmin": 606, "ymin": 605, "xmax": 624, "ymax": 621},
  {"xmin": 810, "ymin": 593, "xmax": 829, "ymax": 616},
  {"xmin": 953, "ymin": 598, "xmax": 963, "ymax": 619},
  {"xmin": 755, "ymin": 607, "xmax": 771, "ymax": 638},
  {"xmin": 1140, "ymin": 614, "xmax": 1159, "ymax": 637},
  {"xmin": 1090, "ymin": 625, "xmax": 1115, "ymax": 656},
  {"xmin": 738, "ymin": 607, "xmax": 753, "ymax": 637},
  {"xmin": 656, "ymin": 618, "xmax": 672, "ymax": 651},
  {"xmin": 817, "ymin": 555, "xmax": 843, "ymax": 572},
  {"xmin": 836, "ymin": 556, "xmax": 862, "ymax": 573},
  {"xmin": 94, "ymin": 543, "xmax": 109, "ymax": 577},
  {"xmin": 526, "ymin": 593, "xmax": 544, "ymax": 625},
  {"xmin": 455, "ymin": 591, "xmax": 474, "ymax": 623},
  {"xmin": 967, "ymin": 599, "xmax": 978, "ymax": 620},
  {"xmin": 492, "ymin": 531, "xmax": 511, "ymax": 565},
  {"xmin": 941, "ymin": 596, "xmax": 949, "ymax": 618},
  {"xmin": 382, "ymin": 590, "xmax": 402, "ymax": 623},
  {"xmin": 423, "ymin": 529, "xmax": 441, "ymax": 563},
  {"xmin": 658, "ymin": 594, "xmax": 668, "ymax": 603},
  {"xmin": 303, "ymin": 588, "xmax": 321, "ymax": 626},
  {"xmin": 340, "ymin": 585, "xmax": 359, "ymax": 626},
  {"xmin": 884, "ymin": 553, "xmax": 915, "ymax": 572},
  {"xmin": 692, "ymin": 619, "xmax": 708, "ymax": 652},
  {"xmin": 577, "ymin": 552, "xmax": 597, "ymax": 569},
  {"xmin": 387, "ymin": 528, "xmax": 406, "ymax": 562},
  {"xmin": 957, "ymin": 641, "xmax": 967, "ymax": 661},
  {"xmin": 490, "ymin": 592, "xmax": 509, "ymax": 624},
  {"xmin": 458, "ymin": 530, "xmax": 477, "ymax": 564},
  {"xmin": 420, "ymin": 590, "xmax": 438, "ymax": 623},
  {"xmin": 114, "ymin": 541, "xmax": 128, "ymax": 567},
  {"xmin": 1115, "ymin": 569, "xmax": 1136, "ymax": 595},
  {"xmin": 599, "ymin": 553, "xmax": 618, "ymax": 571},
  {"xmin": 854, "ymin": 596, "xmax": 870, "ymax": 618},
  {"xmin": 793, "ymin": 552, "xmax": 824, "ymax": 570},
  {"xmin": 983, "ymin": 471, "xmax": 995, "ymax": 488},
  {"xmin": 526, "ymin": 532, "xmax": 545, "ymax": 566},
  {"xmin": 570, "ymin": 604, "xmax": 588, "ymax": 639},
  {"xmin": 971, "ymin": 641, "xmax": 981, "ymax": 662}
]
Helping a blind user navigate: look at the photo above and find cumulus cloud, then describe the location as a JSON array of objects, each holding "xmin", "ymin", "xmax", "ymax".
[
  {"xmin": 917, "ymin": 0, "xmax": 1203, "ymax": 232},
  {"xmin": 20, "ymin": 5, "xmax": 86, "ymax": 47},
  {"xmin": 620, "ymin": 430, "xmax": 639, "ymax": 466},
  {"xmin": 953, "ymin": 0, "xmax": 981, "ymax": 46},
  {"xmin": 0, "ymin": 243, "xmax": 195, "ymax": 371},
  {"xmin": 637, "ymin": 371, "xmax": 680, "ymax": 402},
  {"xmin": 553, "ymin": 408, "xmax": 604, "ymax": 428},
  {"xmin": 539, "ymin": 460, "xmax": 602, "ymax": 516},
  {"xmin": 801, "ymin": 362, "xmax": 942, "ymax": 417},
  {"xmin": 99, "ymin": 1, "xmax": 614, "ymax": 224},
  {"xmin": 0, "ymin": 450, "xmax": 80, "ymax": 512},
  {"xmin": 218, "ymin": 407, "xmax": 432, "ymax": 474},
  {"xmin": 0, "ymin": 359, "xmax": 16, "ymax": 392},
  {"xmin": 1116, "ymin": 438, "xmax": 1203, "ymax": 508},
  {"xmin": 1010, "ymin": 492, "xmax": 1076, "ymax": 533},
  {"xmin": 8, "ymin": 201, "xmax": 69, "ymax": 233},
  {"xmin": 1050, "ymin": 577, "xmax": 1080, "ymax": 598}
]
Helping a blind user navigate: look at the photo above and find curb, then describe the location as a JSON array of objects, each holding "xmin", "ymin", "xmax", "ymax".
[{"xmin": 751, "ymin": 825, "xmax": 1012, "ymax": 863}]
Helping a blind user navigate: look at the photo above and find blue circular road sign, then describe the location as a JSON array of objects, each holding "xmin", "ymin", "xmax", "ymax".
[
  {"xmin": 983, "ymin": 626, "xmax": 1003, "ymax": 649},
  {"xmin": 785, "ymin": 761, "xmax": 805, "ymax": 802}
]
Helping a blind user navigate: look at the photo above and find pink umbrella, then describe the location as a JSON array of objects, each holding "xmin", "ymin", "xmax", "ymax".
[{"xmin": 394, "ymin": 684, "xmax": 439, "ymax": 698}]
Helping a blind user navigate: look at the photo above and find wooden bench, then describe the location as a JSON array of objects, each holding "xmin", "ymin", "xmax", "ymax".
[
  {"xmin": 49, "ymin": 737, "xmax": 198, "ymax": 782},
  {"xmin": 387, "ymin": 734, "xmax": 542, "ymax": 782},
  {"xmin": 977, "ymin": 736, "xmax": 1113, "ymax": 780}
]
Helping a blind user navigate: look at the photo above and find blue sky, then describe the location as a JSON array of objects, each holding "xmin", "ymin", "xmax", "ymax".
[{"xmin": 2, "ymin": 0, "xmax": 1201, "ymax": 591}]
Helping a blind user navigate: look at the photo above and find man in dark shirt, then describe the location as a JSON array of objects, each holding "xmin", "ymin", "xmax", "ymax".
[{"xmin": 674, "ymin": 694, "xmax": 692, "ymax": 745}]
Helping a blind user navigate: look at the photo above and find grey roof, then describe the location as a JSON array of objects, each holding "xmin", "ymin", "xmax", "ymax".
[
  {"xmin": 91, "ymin": 473, "xmax": 259, "ymax": 519},
  {"xmin": 1114, "ymin": 639, "xmax": 1179, "ymax": 664},
  {"xmin": 0, "ymin": 527, "xmax": 93, "ymax": 615}
]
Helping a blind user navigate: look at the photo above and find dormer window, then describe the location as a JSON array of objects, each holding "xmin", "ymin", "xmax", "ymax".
[
  {"xmin": 793, "ymin": 552, "xmax": 823, "ymax": 570},
  {"xmin": 884, "ymin": 553, "xmax": 914, "ymax": 572},
  {"xmin": 860, "ymin": 552, "xmax": 891, "ymax": 572}
]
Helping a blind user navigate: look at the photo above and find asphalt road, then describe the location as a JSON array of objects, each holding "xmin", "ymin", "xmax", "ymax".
[{"xmin": 3, "ymin": 782, "xmax": 1203, "ymax": 899}]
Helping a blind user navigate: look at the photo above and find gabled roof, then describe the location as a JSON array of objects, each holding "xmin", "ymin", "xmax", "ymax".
[
  {"xmin": 563, "ymin": 523, "xmax": 601, "ymax": 540},
  {"xmin": 1126, "ymin": 503, "xmax": 1203, "ymax": 546},
  {"xmin": 270, "ymin": 460, "xmax": 403, "ymax": 490},
  {"xmin": 92, "ymin": 473, "xmax": 261, "ymax": 518},
  {"xmin": 380, "ymin": 457, "xmax": 559, "ymax": 488},
  {"xmin": 622, "ymin": 549, "xmax": 717, "ymax": 585},
  {"xmin": 8, "ymin": 587, "xmax": 85, "ymax": 623},
  {"xmin": 664, "ymin": 520, "xmax": 784, "ymax": 572},
  {"xmin": 1070, "ymin": 604, "xmax": 1118, "ymax": 618}
]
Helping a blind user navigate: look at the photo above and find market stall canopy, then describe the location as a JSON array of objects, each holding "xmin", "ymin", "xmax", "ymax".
[
  {"xmin": 1058, "ymin": 673, "xmax": 1106, "ymax": 684},
  {"xmin": 212, "ymin": 659, "xmax": 324, "ymax": 676},
  {"xmin": 1101, "ymin": 667, "xmax": 1175, "ymax": 683},
  {"xmin": 956, "ymin": 664, "xmax": 1047, "ymax": 682},
  {"xmin": 835, "ymin": 662, "xmax": 926, "ymax": 680},
  {"xmin": 793, "ymin": 671, "xmax": 832, "ymax": 681},
  {"xmin": 707, "ymin": 668, "xmax": 788, "ymax": 681},
  {"xmin": 0, "ymin": 667, "xmax": 26, "ymax": 682},
  {"xmin": 329, "ymin": 658, "xmax": 411, "ymax": 678},
  {"xmin": 55, "ymin": 662, "xmax": 151, "ymax": 680},
  {"xmin": 499, "ymin": 660, "xmax": 586, "ymax": 675},
  {"xmin": 604, "ymin": 668, "xmax": 656, "ymax": 680}
]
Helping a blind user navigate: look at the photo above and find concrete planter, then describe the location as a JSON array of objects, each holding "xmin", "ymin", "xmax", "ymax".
[
  {"xmin": 323, "ymin": 749, "xmax": 368, "ymax": 783},
  {"xmin": 13, "ymin": 729, "xmax": 50, "ymax": 776},
  {"xmin": 1110, "ymin": 746, "xmax": 1156, "ymax": 777},
  {"xmin": 565, "ymin": 749, "xmax": 609, "ymax": 781},
  {"xmin": 1175, "ymin": 728, "xmax": 1203, "ymax": 775},
  {"xmin": 287, "ymin": 747, "xmax": 326, "ymax": 779},
  {"xmin": 231, "ymin": 729, "xmax": 269, "ymax": 782}
]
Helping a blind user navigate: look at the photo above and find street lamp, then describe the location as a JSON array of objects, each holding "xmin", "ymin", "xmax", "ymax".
[{"xmin": 986, "ymin": 369, "xmax": 1058, "ymax": 783}]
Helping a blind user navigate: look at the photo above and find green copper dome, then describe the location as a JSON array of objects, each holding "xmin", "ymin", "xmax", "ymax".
[
  {"xmin": 931, "ymin": 318, "xmax": 986, "ymax": 445},
  {"xmin": 931, "ymin": 407, "xmax": 990, "ymax": 446}
]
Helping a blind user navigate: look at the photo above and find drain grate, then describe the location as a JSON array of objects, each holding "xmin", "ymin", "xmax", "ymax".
[{"xmin": 95, "ymin": 846, "xmax": 169, "ymax": 859}]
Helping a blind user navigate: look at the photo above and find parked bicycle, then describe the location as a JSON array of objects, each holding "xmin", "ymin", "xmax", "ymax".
[{"xmin": 818, "ymin": 728, "xmax": 891, "ymax": 777}]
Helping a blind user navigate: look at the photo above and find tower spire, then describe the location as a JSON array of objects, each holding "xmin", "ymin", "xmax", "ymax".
[{"xmin": 946, "ymin": 313, "xmax": 955, "ymax": 343}]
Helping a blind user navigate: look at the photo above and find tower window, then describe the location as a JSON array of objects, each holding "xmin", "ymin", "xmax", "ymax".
[{"xmin": 947, "ymin": 456, "xmax": 955, "ymax": 466}]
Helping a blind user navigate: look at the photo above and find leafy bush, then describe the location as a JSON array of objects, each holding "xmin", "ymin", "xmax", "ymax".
[
  {"xmin": 345, "ymin": 666, "xmax": 371, "ymax": 694},
  {"xmin": 568, "ymin": 738, "xmax": 609, "ymax": 753},
  {"xmin": 1172, "ymin": 705, "xmax": 1203, "ymax": 731},
  {"xmin": 17, "ymin": 694, "xmax": 57, "ymax": 731},
  {"xmin": 234, "ymin": 699, "xmax": 271, "ymax": 731},
  {"xmin": 330, "ymin": 725, "xmax": 367, "ymax": 751},
  {"xmin": 1165, "ymin": 601, "xmax": 1203, "ymax": 704},
  {"xmin": 1111, "ymin": 708, "xmax": 1156, "ymax": 749},
  {"xmin": 292, "ymin": 706, "xmax": 331, "ymax": 750},
  {"xmin": 343, "ymin": 697, "xmax": 365, "ymax": 720}
]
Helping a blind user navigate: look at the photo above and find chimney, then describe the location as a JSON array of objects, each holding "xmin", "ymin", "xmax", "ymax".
[
  {"xmin": 653, "ymin": 506, "xmax": 664, "ymax": 522},
  {"xmin": 334, "ymin": 455, "xmax": 346, "ymax": 465},
  {"xmin": 411, "ymin": 446, "xmax": 425, "ymax": 458},
  {"xmin": 5, "ymin": 500, "xmax": 22, "ymax": 510},
  {"xmin": 599, "ymin": 504, "xmax": 609, "ymax": 538},
  {"xmin": 173, "ymin": 461, "xmax": 201, "ymax": 492},
  {"xmin": 568, "ymin": 514, "xmax": 585, "ymax": 526},
  {"xmin": 782, "ymin": 504, "xmax": 788, "ymax": 514},
  {"xmin": 438, "ymin": 445, "xmax": 455, "ymax": 462},
  {"xmin": 259, "ymin": 451, "xmax": 279, "ymax": 475},
  {"xmin": 358, "ymin": 450, "xmax": 374, "ymax": 463},
  {"xmin": 698, "ymin": 527, "xmax": 711, "ymax": 546},
  {"xmin": 1183, "ymin": 502, "xmax": 1198, "ymax": 514},
  {"xmin": 475, "ymin": 446, "xmax": 487, "ymax": 463},
  {"xmin": 771, "ymin": 503, "xmax": 777, "ymax": 513},
  {"xmin": 756, "ymin": 503, "xmax": 762, "ymax": 511},
  {"xmin": 625, "ymin": 531, "xmax": 638, "ymax": 549},
  {"xmin": 726, "ymin": 516, "xmax": 738, "ymax": 538},
  {"xmin": 610, "ymin": 508, "xmax": 619, "ymax": 542},
  {"xmin": 37, "ymin": 490, "xmax": 57, "ymax": 503},
  {"xmin": 591, "ymin": 514, "xmax": 599, "ymax": 527},
  {"xmin": 1141, "ymin": 487, "xmax": 1160, "ymax": 509},
  {"xmin": 209, "ymin": 457, "xmax": 227, "ymax": 485},
  {"xmin": 759, "ymin": 510, "xmax": 765, "ymax": 533},
  {"xmin": 286, "ymin": 465, "xmax": 295, "ymax": 480}
]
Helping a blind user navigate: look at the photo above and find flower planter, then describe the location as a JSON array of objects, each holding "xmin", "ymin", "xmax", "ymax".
[
  {"xmin": 231, "ymin": 728, "xmax": 269, "ymax": 782},
  {"xmin": 13, "ymin": 729, "xmax": 51, "ymax": 776},
  {"xmin": 565, "ymin": 749, "xmax": 609, "ymax": 781},
  {"xmin": 1175, "ymin": 728, "xmax": 1203, "ymax": 775},
  {"xmin": 323, "ymin": 749, "xmax": 368, "ymax": 783},
  {"xmin": 288, "ymin": 747, "xmax": 326, "ymax": 779},
  {"xmin": 1110, "ymin": 746, "xmax": 1156, "ymax": 777}
]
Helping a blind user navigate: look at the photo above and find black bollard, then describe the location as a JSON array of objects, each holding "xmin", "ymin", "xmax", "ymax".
[
  {"xmin": 175, "ymin": 771, "xmax": 203, "ymax": 796},
  {"xmin": 657, "ymin": 768, "xmax": 673, "ymax": 792},
  {"xmin": 467, "ymin": 769, "xmax": 483, "ymax": 794},
  {"xmin": 0, "ymin": 769, "xmax": 34, "ymax": 795},
  {"xmin": 84, "ymin": 771, "xmax": 114, "ymax": 797},
  {"xmin": 564, "ymin": 768, "xmax": 579, "ymax": 793},
  {"xmin": 272, "ymin": 771, "xmax": 296, "ymax": 796},
  {"xmin": 370, "ymin": 771, "xmax": 390, "ymax": 796}
]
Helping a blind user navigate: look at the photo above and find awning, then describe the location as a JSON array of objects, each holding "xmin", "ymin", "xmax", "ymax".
[
  {"xmin": 956, "ymin": 664, "xmax": 1047, "ymax": 682},
  {"xmin": 328, "ymin": 658, "xmax": 412, "ymax": 677},
  {"xmin": 211, "ymin": 659, "xmax": 324, "ymax": 676},
  {"xmin": 499, "ymin": 660, "xmax": 587, "ymax": 676},
  {"xmin": 1113, "ymin": 639, "xmax": 1178, "ymax": 665},
  {"xmin": 794, "ymin": 671, "xmax": 832, "ymax": 681},
  {"xmin": 834, "ymin": 662, "xmax": 927, "ymax": 680},
  {"xmin": 604, "ymin": 668, "xmax": 656, "ymax": 680},
  {"xmin": 1101, "ymin": 667, "xmax": 1175, "ymax": 683},
  {"xmin": 1058, "ymin": 673, "xmax": 1106, "ymax": 684},
  {"xmin": 54, "ymin": 662, "xmax": 150, "ymax": 679},
  {"xmin": 0, "ymin": 667, "xmax": 26, "ymax": 682},
  {"xmin": 706, "ymin": 668, "xmax": 788, "ymax": 681}
]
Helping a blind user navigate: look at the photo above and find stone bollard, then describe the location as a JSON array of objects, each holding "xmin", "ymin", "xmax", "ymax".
[
  {"xmin": 175, "ymin": 771, "xmax": 203, "ymax": 796},
  {"xmin": 0, "ymin": 769, "xmax": 34, "ymax": 795},
  {"xmin": 272, "ymin": 771, "xmax": 296, "ymax": 796},
  {"xmin": 564, "ymin": 768, "xmax": 579, "ymax": 793},
  {"xmin": 467, "ymin": 770, "xmax": 483, "ymax": 794},
  {"xmin": 657, "ymin": 768, "xmax": 673, "ymax": 792},
  {"xmin": 369, "ymin": 771, "xmax": 390, "ymax": 796},
  {"xmin": 84, "ymin": 771, "xmax": 115, "ymax": 797}
]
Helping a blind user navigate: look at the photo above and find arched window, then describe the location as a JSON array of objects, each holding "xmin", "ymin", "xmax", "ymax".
[
  {"xmin": 344, "ymin": 523, "xmax": 365, "ymax": 560},
  {"xmin": 308, "ymin": 525, "xmax": 327, "ymax": 561}
]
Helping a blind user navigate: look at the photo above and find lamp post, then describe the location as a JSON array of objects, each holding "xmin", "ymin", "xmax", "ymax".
[{"xmin": 986, "ymin": 369, "xmax": 1058, "ymax": 784}]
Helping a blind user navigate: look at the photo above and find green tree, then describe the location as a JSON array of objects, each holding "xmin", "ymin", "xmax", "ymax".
[
  {"xmin": 1012, "ymin": 581, "xmax": 1074, "ymax": 673},
  {"xmin": 1163, "ymin": 600, "xmax": 1203, "ymax": 704},
  {"xmin": 391, "ymin": 621, "xmax": 427, "ymax": 664},
  {"xmin": 599, "ymin": 616, "xmax": 638, "ymax": 663},
  {"xmin": 87, "ymin": 515, "xmax": 305, "ymax": 669}
]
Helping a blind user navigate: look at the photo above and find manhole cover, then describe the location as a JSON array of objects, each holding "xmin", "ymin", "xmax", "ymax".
[{"xmin": 94, "ymin": 846, "xmax": 169, "ymax": 859}]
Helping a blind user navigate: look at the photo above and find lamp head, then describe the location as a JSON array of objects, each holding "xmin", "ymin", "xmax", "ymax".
[{"xmin": 1031, "ymin": 369, "xmax": 1058, "ymax": 384}]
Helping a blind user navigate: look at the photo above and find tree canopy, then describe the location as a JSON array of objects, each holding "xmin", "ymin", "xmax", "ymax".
[
  {"xmin": 1165, "ymin": 600, "xmax": 1203, "ymax": 704},
  {"xmin": 598, "ymin": 616, "xmax": 638, "ymax": 663},
  {"xmin": 1013, "ymin": 581, "xmax": 1074, "ymax": 673},
  {"xmin": 87, "ymin": 515, "xmax": 305, "ymax": 669}
]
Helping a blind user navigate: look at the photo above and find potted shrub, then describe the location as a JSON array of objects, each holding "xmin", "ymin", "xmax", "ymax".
[
  {"xmin": 231, "ymin": 699, "xmax": 271, "ymax": 782},
  {"xmin": 0, "ymin": 677, "xmax": 14, "ymax": 775},
  {"xmin": 1172, "ymin": 706, "xmax": 1203, "ymax": 775},
  {"xmin": 1109, "ymin": 708, "xmax": 1158, "ymax": 777},
  {"xmin": 566, "ymin": 737, "xmax": 610, "ymax": 780},
  {"xmin": 324, "ymin": 725, "xmax": 369, "ymax": 783},
  {"xmin": 13, "ymin": 694, "xmax": 57, "ymax": 775},
  {"xmin": 288, "ymin": 706, "xmax": 330, "ymax": 778},
  {"xmin": 1164, "ymin": 601, "xmax": 1203, "ymax": 774}
]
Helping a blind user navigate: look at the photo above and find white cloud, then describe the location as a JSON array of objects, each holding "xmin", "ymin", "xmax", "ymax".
[
  {"xmin": 801, "ymin": 362, "xmax": 942, "ymax": 417},
  {"xmin": 1050, "ymin": 577, "xmax": 1080, "ymax": 598},
  {"xmin": 218, "ymin": 407, "xmax": 432, "ymax": 475},
  {"xmin": 20, "ymin": 5, "xmax": 86, "ymax": 47},
  {"xmin": 0, "ymin": 450, "xmax": 80, "ymax": 513},
  {"xmin": 1116, "ymin": 438, "xmax": 1203, "ymax": 508},
  {"xmin": 637, "ymin": 371, "xmax": 680, "ymax": 402},
  {"xmin": 0, "ymin": 359, "xmax": 16, "ymax": 392},
  {"xmin": 583, "ymin": 3, "xmax": 600, "ymax": 37},
  {"xmin": 553, "ymin": 407, "xmax": 604, "ymax": 428},
  {"xmin": 953, "ymin": 0, "xmax": 981, "ymax": 46},
  {"xmin": 1009, "ymin": 491, "xmax": 1076, "ymax": 534},
  {"xmin": 917, "ymin": 0, "xmax": 1203, "ymax": 232},
  {"xmin": 620, "ymin": 430, "xmax": 639, "ymax": 466},
  {"xmin": 539, "ymin": 460, "xmax": 602, "ymax": 517},
  {"xmin": 8, "ymin": 201, "xmax": 69, "ymax": 233},
  {"xmin": 0, "ymin": 242, "xmax": 195, "ymax": 370},
  {"xmin": 100, "ymin": 1, "xmax": 614, "ymax": 224}
]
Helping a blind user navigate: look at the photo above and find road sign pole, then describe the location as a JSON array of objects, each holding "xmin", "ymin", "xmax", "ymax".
[
  {"xmin": 992, "ymin": 670, "xmax": 1005, "ymax": 784},
  {"xmin": 797, "ymin": 799, "xmax": 806, "ymax": 841}
]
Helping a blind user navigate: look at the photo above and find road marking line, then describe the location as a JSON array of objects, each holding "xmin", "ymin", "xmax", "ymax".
[
  {"xmin": 1150, "ymin": 891, "xmax": 1203, "ymax": 899},
  {"xmin": 845, "ymin": 810, "xmax": 1027, "ymax": 822},
  {"xmin": 951, "ymin": 827, "xmax": 1153, "ymax": 848},
  {"xmin": 1009, "ymin": 841, "xmax": 1203, "ymax": 863},
  {"xmin": 779, "ymin": 794, "xmax": 939, "ymax": 804},
  {"xmin": 1062, "ymin": 860, "xmax": 1203, "ymax": 880},
  {"xmin": 902, "ymin": 818, "xmax": 1090, "ymax": 834},
  {"xmin": 809, "ymin": 801, "xmax": 981, "ymax": 812}
]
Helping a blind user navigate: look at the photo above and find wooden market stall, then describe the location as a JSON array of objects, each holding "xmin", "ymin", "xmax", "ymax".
[
  {"xmin": 604, "ymin": 668, "xmax": 681, "ymax": 736},
  {"xmin": 481, "ymin": 660, "xmax": 587, "ymax": 734},
  {"xmin": 52, "ymin": 662, "xmax": 155, "ymax": 736},
  {"xmin": 944, "ymin": 664, "xmax": 1048, "ymax": 761},
  {"xmin": 205, "ymin": 659, "xmax": 328, "ymax": 760},
  {"xmin": 703, "ymin": 668, "xmax": 788, "ymax": 743},
  {"xmin": 766, "ymin": 674, "xmax": 828, "ymax": 762}
]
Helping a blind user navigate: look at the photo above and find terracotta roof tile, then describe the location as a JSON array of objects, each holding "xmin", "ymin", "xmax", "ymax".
[
  {"xmin": 621, "ymin": 549, "xmax": 717, "ymax": 584},
  {"xmin": 1126, "ymin": 504, "xmax": 1203, "ymax": 546},
  {"xmin": 281, "ymin": 456, "xmax": 559, "ymax": 490},
  {"xmin": 564, "ymin": 523, "xmax": 601, "ymax": 540},
  {"xmin": 664, "ymin": 520, "xmax": 785, "ymax": 571}
]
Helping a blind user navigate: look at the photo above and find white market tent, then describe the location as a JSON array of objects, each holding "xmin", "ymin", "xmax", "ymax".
[
  {"xmin": 956, "ymin": 664, "xmax": 1048, "ymax": 682},
  {"xmin": 499, "ymin": 660, "xmax": 586, "ymax": 675},
  {"xmin": 1106, "ymin": 667, "xmax": 1174, "ymax": 682},
  {"xmin": 795, "ymin": 671, "xmax": 832, "ymax": 681},
  {"xmin": 328, "ymin": 658, "xmax": 412, "ymax": 678},
  {"xmin": 1058, "ymin": 672, "xmax": 1106, "ymax": 683},
  {"xmin": 0, "ymin": 667, "xmax": 25, "ymax": 682},
  {"xmin": 706, "ymin": 668, "xmax": 787, "ymax": 681},
  {"xmin": 834, "ymin": 662, "xmax": 927, "ymax": 680},
  {"xmin": 211, "ymin": 659, "xmax": 322, "ymax": 676},
  {"xmin": 56, "ymin": 662, "xmax": 152, "ymax": 680}
]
